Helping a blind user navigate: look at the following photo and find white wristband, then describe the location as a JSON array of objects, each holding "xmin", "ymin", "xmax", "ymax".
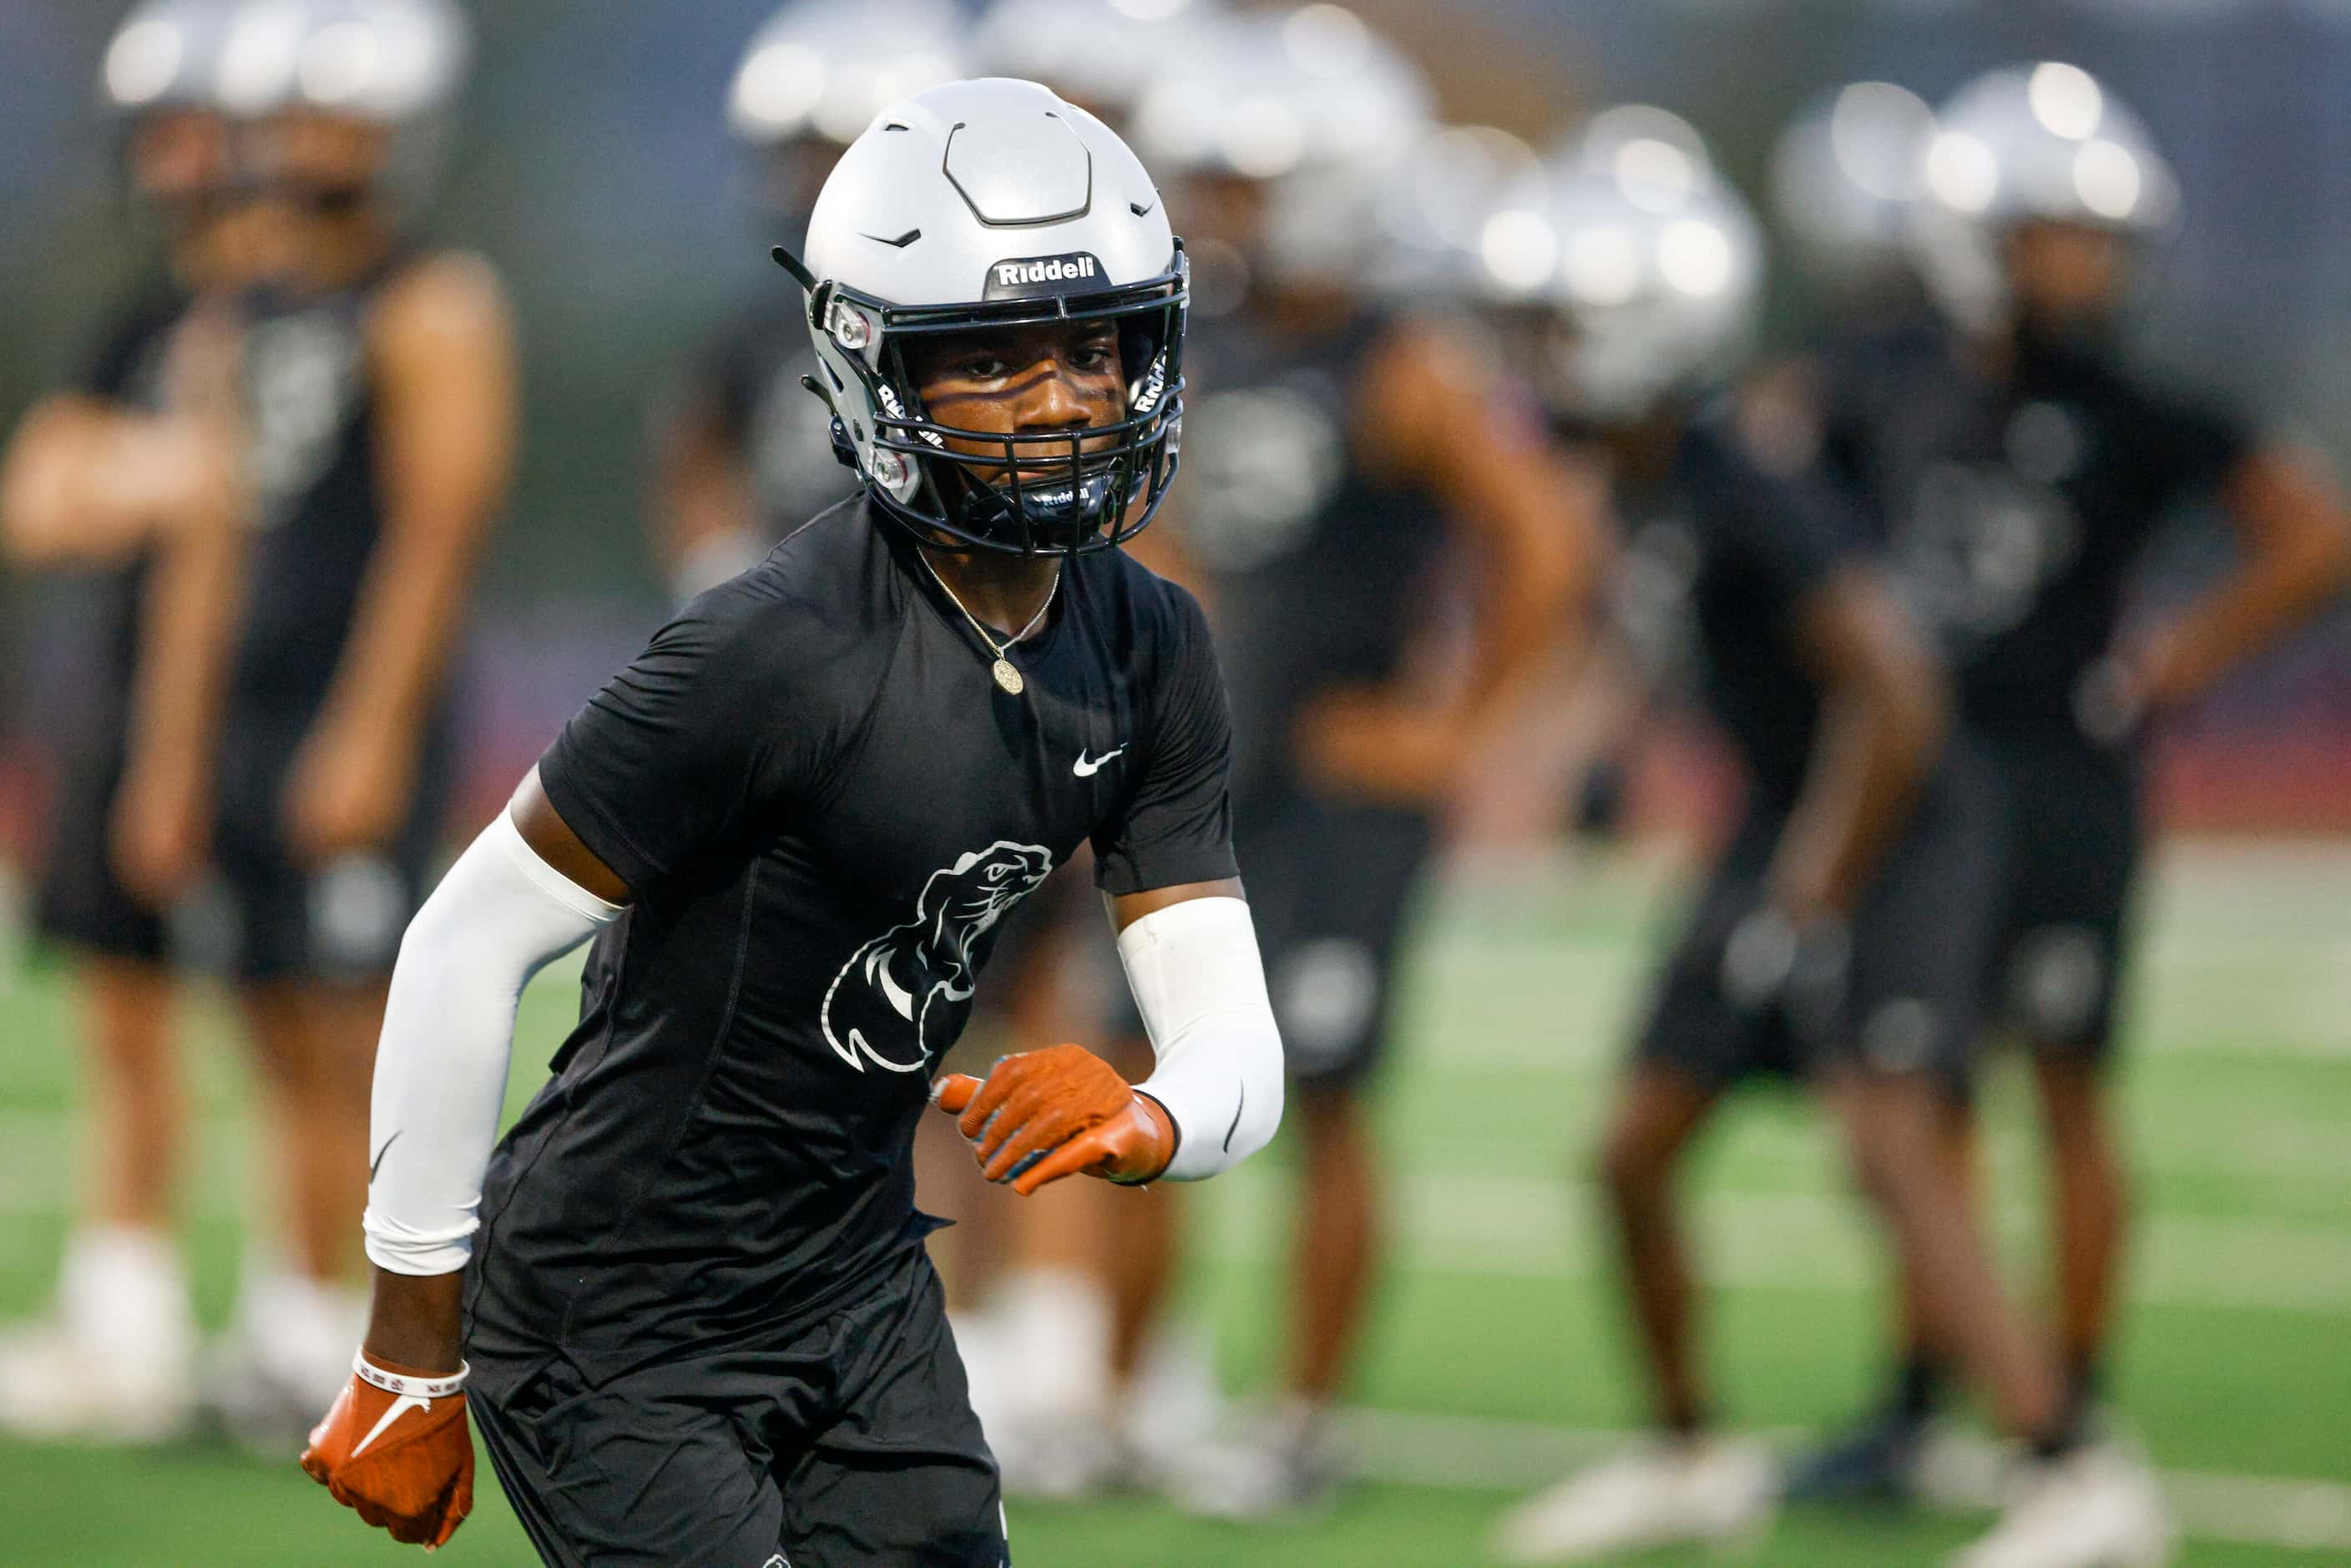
[{"xmin": 353, "ymin": 1352, "xmax": 469, "ymax": 1399}]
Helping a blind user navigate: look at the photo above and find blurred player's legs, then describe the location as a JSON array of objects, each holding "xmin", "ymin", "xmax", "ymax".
[
  {"xmin": 1795, "ymin": 739, "xmax": 2152, "ymax": 1509},
  {"xmin": 1164, "ymin": 793, "xmax": 1431, "ymax": 1520},
  {"xmin": 0, "ymin": 957, "xmax": 198, "ymax": 1441},
  {"xmin": 2, "ymin": 736, "xmax": 200, "ymax": 1440}
]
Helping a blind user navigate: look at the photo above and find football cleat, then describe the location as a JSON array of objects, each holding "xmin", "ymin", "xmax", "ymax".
[
  {"xmin": 1493, "ymin": 1436, "xmax": 1777, "ymax": 1563},
  {"xmin": 1949, "ymin": 1444, "xmax": 2175, "ymax": 1568}
]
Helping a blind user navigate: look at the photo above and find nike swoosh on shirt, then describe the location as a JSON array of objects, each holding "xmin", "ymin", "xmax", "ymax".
[
  {"xmin": 1224, "ymin": 1083, "xmax": 1245, "ymax": 1152},
  {"xmin": 369, "ymin": 1131, "xmax": 401, "ymax": 1184},
  {"xmin": 1073, "ymin": 746, "xmax": 1126, "ymax": 777}
]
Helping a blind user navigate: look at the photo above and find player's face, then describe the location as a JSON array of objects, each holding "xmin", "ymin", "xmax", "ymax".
[
  {"xmin": 2004, "ymin": 220, "xmax": 2129, "ymax": 326},
  {"xmin": 246, "ymin": 109, "xmax": 393, "ymax": 207},
  {"xmin": 902, "ymin": 318, "xmax": 1129, "ymax": 485}
]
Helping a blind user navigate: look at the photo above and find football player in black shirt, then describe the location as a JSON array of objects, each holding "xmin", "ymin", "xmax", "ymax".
[
  {"xmin": 169, "ymin": 0, "xmax": 517, "ymax": 1444},
  {"xmin": 1489, "ymin": 161, "xmax": 2168, "ymax": 1568},
  {"xmin": 1129, "ymin": 13, "xmax": 1594, "ymax": 1515},
  {"xmin": 0, "ymin": 0, "xmax": 250, "ymax": 1442},
  {"xmin": 1790, "ymin": 67, "xmax": 2350, "ymax": 1550},
  {"xmin": 301, "ymin": 79, "xmax": 1286, "ymax": 1564}
]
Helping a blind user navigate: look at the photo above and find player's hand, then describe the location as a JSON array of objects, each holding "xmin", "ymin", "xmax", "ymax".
[
  {"xmin": 109, "ymin": 746, "xmax": 211, "ymax": 909},
  {"xmin": 1293, "ymin": 686, "xmax": 1461, "ymax": 806},
  {"xmin": 301, "ymin": 1353, "xmax": 474, "ymax": 1550},
  {"xmin": 282, "ymin": 716, "xmax": 417, "ymax": 864},
  {"xmin": 931, "ymin": 1044, "xmax": 1176, "ymax": 1195}
]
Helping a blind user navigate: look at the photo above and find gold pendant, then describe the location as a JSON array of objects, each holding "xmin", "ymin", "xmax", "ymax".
[{"xmin": 992, "ymin": 657, "xmax": 1024, "ymax": 695}]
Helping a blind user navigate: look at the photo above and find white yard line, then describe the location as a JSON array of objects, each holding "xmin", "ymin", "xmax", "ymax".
[
  {"xmin": 1337, "ymin": 1407, "xmax": 2351, "ymax": 1554},
  {"xmin": 1196, "ymin": 1169, "xmax": 2351, "ymax": 1314}
]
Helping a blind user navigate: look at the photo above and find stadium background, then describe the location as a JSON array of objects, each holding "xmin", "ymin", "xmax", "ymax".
[{"xmin": 0, "ymin": 0, "xmax": 2346, "ymax": 1563}]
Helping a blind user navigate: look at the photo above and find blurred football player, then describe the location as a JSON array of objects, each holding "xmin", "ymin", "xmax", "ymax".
[
  {"xmin": 0, "ymin": 0, "xmax": 253, "ymax": 1443},
  {"xmin": 652, "ymin": 0, "xmax": 965, "ymax": 604},
  {"xmin": 1130, "ymin": 6, "xmax": 1593, "ymax": 1517},
  {"xmin": 301, "ymin": 78, "xmax": 1286, "ymax": 1560},
  {"xmin": 1488, "ymin": 157, "xmax": 2168, "ymax": 1568},
  {"xmin": 1787, "ymin": 66, "xmax": 2349, "ymax": 1560},
  {"xmin": 170, "ymin": 0, "xmax": 517, "ymax": 1444}
]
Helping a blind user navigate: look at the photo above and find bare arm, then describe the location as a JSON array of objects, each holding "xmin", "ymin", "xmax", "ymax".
[
  {"xmin": 284, "ymin": 252, "xmax": 517, "ymax": 862},
  {"xmin": 361, "ymin": 767, "xmax": 629, "ymax": 1373},
  {"xmin": 0, "ymin": 396, "xmax": 236, "ymax": 568},
  {"xmin": 2127, "ymin": 443, "xmax": 2351, "ymax": 709},
  {"xmin": 1301, "ymin": 324, "xmax": 1600, "ymax": 802},
  {"xmin": 1373, "ymin": 325, "xmax": 1599, "ymax": 727},
  {"xmin": 1769, "ymin": 567, "xmax": 1949, "ymax": 921}
]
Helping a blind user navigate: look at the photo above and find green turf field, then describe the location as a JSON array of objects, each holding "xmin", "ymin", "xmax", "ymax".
[{"xmin": 2, "ymin": 839, "xmax": 2345, "ymax": 1566}]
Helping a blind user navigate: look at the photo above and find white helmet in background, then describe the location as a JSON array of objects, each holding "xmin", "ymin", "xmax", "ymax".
[
  {"xmin": 1132, "ymin": 4, "xmax": 1432, "ymax": 289},
  {"xmin": 1769, "ymin": 81, "xmax": 1937, "ymax": 299},
  {"xmin": 1909, "ymin": 62, "xmax": 2179, "ymax": 332},
  {"xmin": 1495, "ymin": 160, "xmax": 1763, "ymax": 428},
  {"xmin": 1369, "ymin": 124, "xmax": 1546, "ymax": 302},
  {"xmin": 968, "ymin": 0, "xmax": 1226, "ymax": 129},
  {"xmin": 214, "ymin": 0, "xmax": 471, "ymax": 208},
  {"xmin": 102, "ymin": 0, "xmax": 241, "ymax": 117},
  {"xmin": 1558, "ymin": 104, "xmax": 1719, "ymax": 205},
  {"xmin": 776, "ymin": 77, "xmax": 1186, "ymax": 555},
  {"xmin": 728, "ymin": 0, "xmax": 968, "ymax": 149}
]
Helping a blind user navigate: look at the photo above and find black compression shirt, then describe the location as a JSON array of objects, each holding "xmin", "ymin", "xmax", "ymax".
[
  {"xmin": 1620, "ymin": 415, "xmax": 1865, "ymax": 813},
  {"xmin": 468, "ymin": 499, "xmax": 1236, "ymax": 1383},
  {"xmin": 1819, "ymin": 321, "xmax": 2249, "ymax": 740},
  {"xmin": 59, "ymin": 284, "xmax": 188, "ymax": 761},
  {"xmin": 1174, "ymin": 310, "xmax": 1449, "ymax": 803}
]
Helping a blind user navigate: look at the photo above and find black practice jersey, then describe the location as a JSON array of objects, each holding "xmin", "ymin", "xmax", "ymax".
[
  {"xmin": 1820, "ymin": 322, "xmax": 2249, "ymax": 738},
  {"xmin": 1621, "ymin": 415, "xmax": 1864, "ymax": 813},
  {"xmin": 230, "ymin": 254, "xmax": 422, "ymax": 718},
  {"xmin": 1174, "ymin": 311, "xmax": 1449, "ymax": 800},
  {"xmin": 470, "ymin": 501, "xmax": 1236, "ymax": 1382},
  {"xmin": 695, "ymin": 301, "xmax": 861, "ymax": 534},
  {"xmin": 58, "ymin": 284, "xmax": 189, "ymax": 757}
]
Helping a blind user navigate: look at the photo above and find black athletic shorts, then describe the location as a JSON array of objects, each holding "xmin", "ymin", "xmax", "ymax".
[
  {"xmin": 1977, "ymin": 730, "xmax": 2143, "ymax": 1064},
  {"xmin": 32, "ymin": 706, "xmax": 453, "ymax": 982},
  {"xmin": 33, "ymin": 733, "xmax": 164, "ymax": 964},
  {"xmin": 1636, "ymin": 745, "xmax": 2009, "ymax": 1101},
  {"xmin": 1100, "ymin": 786, "xmax": 1434, "ymax": 1088},
  {"xmin": 469, "ymin": 1248, "xmax": 1006, "ymax": 1568}
]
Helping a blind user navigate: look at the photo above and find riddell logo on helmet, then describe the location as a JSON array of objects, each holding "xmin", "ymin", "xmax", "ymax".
[{"xmin": 983, "ymin": 251, "xmax": 1106, "ymax": 301}]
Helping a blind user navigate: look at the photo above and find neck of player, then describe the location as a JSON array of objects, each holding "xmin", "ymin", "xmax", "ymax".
[{"xmin": 920, "ymin": 544, "xmax": 1062, "ymax": 643}]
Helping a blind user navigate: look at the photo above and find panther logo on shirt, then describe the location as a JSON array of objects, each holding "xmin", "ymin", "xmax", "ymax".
[{"xmin": 820, "ymin": 840, "xmax": 1056, "ymax": 1074}]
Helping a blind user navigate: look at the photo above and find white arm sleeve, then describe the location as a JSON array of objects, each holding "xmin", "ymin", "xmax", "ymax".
[
  {"xmin": 361, "ymin": 808, "xmax": 623, "ymax": 1275},
  {"xmin": 1116, "ymin": 895, "xmax": 1285, "ymax": 1182}
]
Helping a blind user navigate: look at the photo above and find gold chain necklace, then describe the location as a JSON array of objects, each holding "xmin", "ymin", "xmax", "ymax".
[{"xmin": 918, "ymin": 552, "xmax": 1060, "ymax": 695}]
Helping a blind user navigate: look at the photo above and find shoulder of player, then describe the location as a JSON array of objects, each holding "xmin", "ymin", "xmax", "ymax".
[
  {"xmin": 365, "ymin": 250, "xmax": 513, "ymax": 354},
  {"xmin": 681, "ymin": 499, "xmax": 893, "ymax": 655},
  {"xmin": 1084, "ymin": 543, "xmax": 1208, "ymax": 640}
]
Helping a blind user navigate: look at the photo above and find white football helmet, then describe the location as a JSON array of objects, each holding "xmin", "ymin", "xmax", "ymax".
[
  {"xmin": 1502, "ymin": 161, "xmax": 1763, "ymax": 428},
  {"xmin": 1557, "ymin": 104, "xmax": 1719, "ymax": 206},
  {"xmin": 776, "ymin": 77, "xmax": 1186, "ymax": 555},
  {"xmin": 1909, "ymin": 62, "xmax": 2179, "ymax": 331},
  {"xmin": 1769, "ymin": 81, "xmax": 1937, "ymax": 299},
  {"xmin": 1130, "ymin": 4, "xmax": 1431, "ymax": 287},
  {"xmin": 968, "ymin": 0, "xmax": 1226, "ymax": 129},
  {"xmin": 212, "ymin": 0, "xmax": 470, "ymax": 207},
  {"xmin": 728, "ymin": 0, "xmax": 968, "ymax": 149},
  {"xmin": 101, "ymin": 0, "xmax": 242, "ymax": 117},
  {"xmin": 1369, "ymin": 123, "xmax": 1546, "ymax": 302}
]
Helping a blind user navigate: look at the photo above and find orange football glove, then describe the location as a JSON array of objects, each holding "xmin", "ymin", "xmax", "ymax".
[
  {"xmin": 301, "ymin": 1353, "xmax": 474, "ymax": 1550},
  {"xmin": 933, "ymin": 1044, "xmax": 1176, "ymax": 1195}
]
